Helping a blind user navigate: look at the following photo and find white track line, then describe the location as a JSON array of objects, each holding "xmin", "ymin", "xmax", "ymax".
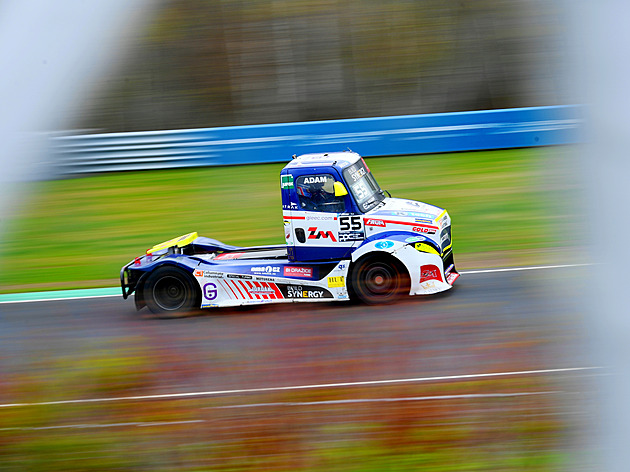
[
  {"xmin": 0, "ymin": 263, "xmax": 592, "ymax": 304},
  {"xmin": 0, "ymin": 391, "xmax": 562, "ymax": 430},
  {"xmin": 0, "ymin": 294, "xmax": 120, "ymax": 304},
  {"xmin": 459, "ymin": 263, "xmax": 593, "ymax": 275},
  {"xmin": 0, "ymin": 366, "xmax": 600, "ymax": 409},
  {"xmin": 214, "ymin": 390, "xmax": 562, "ymax": 409},
  {"xmin": 0, "ymin": 420, "xmax": 204, "ymax": 431}
]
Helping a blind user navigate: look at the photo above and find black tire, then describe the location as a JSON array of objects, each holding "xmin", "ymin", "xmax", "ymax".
[
  {"xmin": 143, "ymin": 266, "xmax": 200, "ymax": 316},
  {"xmin": 350, "ymin": 257, "xmax": 409, "ymax": 305}
]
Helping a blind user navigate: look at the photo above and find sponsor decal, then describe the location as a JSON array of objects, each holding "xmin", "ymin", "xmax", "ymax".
[
  {"xmin": 420, "ymin": 281, "xmax": 439, "ymax": 292},
  {"xmin": 415, "ymin": 218, "xmax": 433, "ymax": 225},
  {"xmin": 346, "ymin": 163, "xmax": 367, "ymax": 182},
  {"xmin": 338, "ymin": 230, "xmax": 364, "ymax": 242},
  {"xmin": 227, "ymin": 274, "xmax": 252, "ymax": 279},
  {"xmin": 386, "ymin": 211, "xmax": 437, "ymax": 219},
  {"xmin": 307, "ymin": 227, "xmax": 337, "ymax": 242},
  {"xmin": 251, "ymin": 266, "xmax": 281, "ymax": 274},
  {"xmin": 366, "ymin": 216, "xmax": 439, "ymax": 233},
  {"xmin": 446, "ymin": 272, "xmax": 460, "ymax": 285},
  {"xmin": 405, "ymin": 236, "xmax": 428, "ymax": 243},
  {"xmin": 303, "ymin": 176, "xmax": 329, "ymax": 184},
  {"xmin": 420, "ymin": 264, "xmax": 443, "ymax": 283},
  {"xmin": 247, "ymin": 285, "xmax": 276, "ymax": 296},
  {"xmin": 375, "ymin": 240, "xmax": 394, "ymax": 250},
  {"xmin": 223, "ymin": 280, "xmax": 283, "ymax": 300},
  {"xmin": 282, "ymin": 285, "xmax": 331, "ymax": 299},
  {"xmin": 282, "ymin": 202, "xmax": 299, "ymax": 210},
  {"xmin": 339, "ymin": 215, "xmax": 362, "ymax": 231},
  {"xmin": 327, "ymin": 276, "xmax": 345, "ymax": 288},
  {"xmin": 337, "ymin": 263, "xmax": 346, "ymax": 270},
  {"xmin": 414, "ymin": 242, "xmax": 440, "ymax": 255},
  {"xmin": 194, "ymin": 270, "xmax": 224, "ymax": 278},
  {"xmin": 281, "ymin": 174, "xmax": 294, "ymax": 189},
  {"xmin": 215, "ymin": 252, "xmax": 245, "ymax": 260},
  {"xmin": 440, "ymin": 227, "xmax": 452, "ymax": 247},
  {"xmin": 350, "ymin": 168, "xmax": 367, "ymax": 181},
  {"xmin": 365, "ymin": 218, "xmax": 386, "ymax": 227},
  {"xmin": 284, "ymin": 266, "xmax": 313, "ymax": 278},
  {"xmin": 203, "ymin": 283, "xmax": 218, "ymax": 300},
  {"xmin": 412, "ymin": 226, "xmax": 437, "ymax": 235},
  {"xmin": 255, "ymin": 276, "xmax": 275, "ymax": 282},
  {"xmin": 309, "ymin": 215, "xmax": 337, "ymax": 221}
]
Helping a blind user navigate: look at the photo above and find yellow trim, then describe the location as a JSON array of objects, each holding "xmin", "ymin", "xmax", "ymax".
[
  {"xmin": 414, "ymin": 242, "xmax": 440, "ymax": 255},
  {"xmin": 442, "ymin": 243, "xmax": 452, "ymax": 253},
  {"xmin": 436, "ymin": 209, "xmax": 447, "ymax": 222},
  {"xmin": 147, "ymin": 232, "xmax": 198, "ymax": 254},
  {"xmin": 333, "ymin": 181, "xmax": 349, "ymax": 197}
]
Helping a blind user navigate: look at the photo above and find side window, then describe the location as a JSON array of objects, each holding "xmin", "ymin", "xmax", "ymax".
[{"xmin": 295, "ymin": 174, "xmax": 345, "ymax": 213}]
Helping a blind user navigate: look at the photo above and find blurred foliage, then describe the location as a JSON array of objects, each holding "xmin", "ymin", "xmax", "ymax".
[
  {"xmin": 76, "ymin": 0, "xmax": 571, "ymax": 132},
  {"xmin": 0, "ymin": 147, "xmax": 581, "ymax": 292},
  {"xmin": 0, "ymin": 341, "xmax": 570, "ymax": 471}
]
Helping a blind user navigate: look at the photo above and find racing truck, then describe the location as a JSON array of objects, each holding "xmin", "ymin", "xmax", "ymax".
[{"xmin": 121, "ymin": 151, "xmax": 458, "ymax": 315}]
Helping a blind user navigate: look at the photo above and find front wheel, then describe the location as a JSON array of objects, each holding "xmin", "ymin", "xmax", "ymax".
[
  {"xmin": 350, "ymin": 257, "xmax": 409, "ymax": 305},
  {"xmin": 144, "ymin": 266, "xmax": 200, "ymax": 316}
]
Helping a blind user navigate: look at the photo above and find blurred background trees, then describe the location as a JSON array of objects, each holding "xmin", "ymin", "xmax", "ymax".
[{"xmin": 77, "ymin": 0, "xmax": 571, "ymax": 132}]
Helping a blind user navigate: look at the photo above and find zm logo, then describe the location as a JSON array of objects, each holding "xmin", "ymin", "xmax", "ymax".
[{"xmin": 307, "ymin": 227, "xmax": 337, "ymax": 242}]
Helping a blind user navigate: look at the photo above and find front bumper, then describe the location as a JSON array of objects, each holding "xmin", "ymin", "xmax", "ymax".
[{"xmin": 120, "ymin": 259, "xmax": 139, "ymax": 299}]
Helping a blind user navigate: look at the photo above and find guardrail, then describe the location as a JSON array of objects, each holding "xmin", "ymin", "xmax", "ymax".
[{"xmin": 50, "ymin": 105, "xmax": 584, "ymax": 176}]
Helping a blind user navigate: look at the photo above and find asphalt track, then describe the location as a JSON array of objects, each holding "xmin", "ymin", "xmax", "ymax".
[{"xmin": 0, "ymin": 265, "xmax": 593, "ymax": 401}]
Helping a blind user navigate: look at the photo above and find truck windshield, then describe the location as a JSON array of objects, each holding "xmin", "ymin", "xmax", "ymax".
[{"xmin": 342, "ymin": 159, "xmax": 385, "ymax": 212}]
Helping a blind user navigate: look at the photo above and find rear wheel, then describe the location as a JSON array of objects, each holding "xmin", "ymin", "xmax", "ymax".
[
  {"xmin": 350, "ymin": 257, "xmax": 409, "ymax": 305},
  {"xmin": 144, "ymin": 266, "xmax": 200, "ymax": 316}
]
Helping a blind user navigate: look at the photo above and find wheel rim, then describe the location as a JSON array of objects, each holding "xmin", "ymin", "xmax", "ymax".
[
  {"xmin": 363, "ymin": 263, "xmax": 398, "ymax": 297},
  {"xmin": 153, "ymin": 275, "xmax": 187, "ymax": 311}
]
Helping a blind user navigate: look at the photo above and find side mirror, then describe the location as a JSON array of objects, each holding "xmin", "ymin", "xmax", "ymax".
[{"xmin": 333, "ymin": 181, "xmax": 348, "ymax": 197}]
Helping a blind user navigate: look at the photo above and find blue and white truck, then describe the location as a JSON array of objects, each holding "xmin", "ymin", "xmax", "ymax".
[{"xmin": 121, "ymin": 151, "xmax": 458, "ymax": 315}]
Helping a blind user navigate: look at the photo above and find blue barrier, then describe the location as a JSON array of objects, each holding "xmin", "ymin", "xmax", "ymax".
[{"xmin": 51, "ymin": 105, "xmax": 584, "ymax": 175}]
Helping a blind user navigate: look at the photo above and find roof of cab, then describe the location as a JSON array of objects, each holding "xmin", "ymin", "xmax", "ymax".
[{"xmin": 283, "ymin": 151, "xmax": 362, "ymax": 171}]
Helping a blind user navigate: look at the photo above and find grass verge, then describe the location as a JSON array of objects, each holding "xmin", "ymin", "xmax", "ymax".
[{"xmin": 0, "ymin": 147, "xmax": 580, "ymax": 293}]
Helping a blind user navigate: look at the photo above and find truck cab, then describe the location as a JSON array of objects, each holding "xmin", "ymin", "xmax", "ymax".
[
  {"xmin": 281, "ymin": 152, "xmax": 385, "ymax": 262},
  {"xmin": 281, "ymin": 151, "xmax": 457, "ymax": 296}
]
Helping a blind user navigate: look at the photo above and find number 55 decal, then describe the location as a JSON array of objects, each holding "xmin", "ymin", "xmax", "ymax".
[{"xmin": 339, "ymin": 215, "xmax": 362, "ymax": 231}]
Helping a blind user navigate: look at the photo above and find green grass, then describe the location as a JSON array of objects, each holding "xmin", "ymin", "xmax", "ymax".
[{"xmin": 0, "ymin": 147, "xmax": 580, "ymax": 293}]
